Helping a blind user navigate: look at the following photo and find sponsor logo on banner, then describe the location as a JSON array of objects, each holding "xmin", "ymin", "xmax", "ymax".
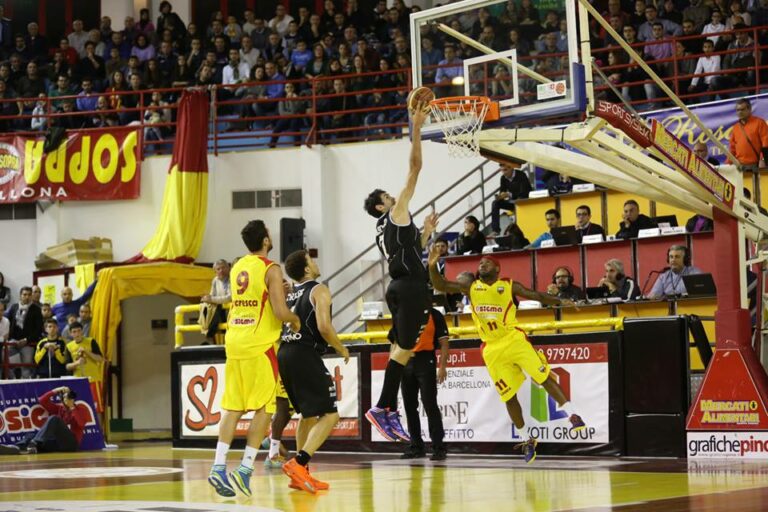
[
  {"xmin": 0, "ymin": 127, "xmax": 140, "ymax": 203},
  {"xmin": 370, "ymin": 343, "xmax": 609, "ymax": 443},
  {"xmin": 594, "ymin": 101, "xmax": 652, "ymax": 148},
  {"xmin": 687, "ymin": 349, "xmax": 768, "ymax": 430},
  {"xmin": 0, "ymin": 378, "xmax": 104, "ymax": 449},
  {"xmin": 688, "ymin": 432, "xmax": 768, "ymax": 459},
  {"xmin": 537, "ymin": 80, "xmax": 567, "ymax": 100},
  {"xmin": 180, "ymin": 355, "xmax": 361, "ymax": 439},
  {"xmin": 650, "ymin": 119, "xmax": 734, "ymax": 208}
]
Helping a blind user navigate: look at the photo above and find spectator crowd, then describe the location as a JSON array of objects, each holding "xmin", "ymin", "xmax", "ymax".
[{"xmin": 0, "ymin": 0, "xmax": 762, "ymax": 143}]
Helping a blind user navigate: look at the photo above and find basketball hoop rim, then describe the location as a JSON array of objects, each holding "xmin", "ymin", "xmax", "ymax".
[{"xmin": 429, "ymin": 95, "xmax": 500, "ymax": 123}]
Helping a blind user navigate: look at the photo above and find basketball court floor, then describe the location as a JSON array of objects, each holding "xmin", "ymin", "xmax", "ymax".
[{"xmin": 1, "ymin": 443, "xmax": 768, "ymax": 511}]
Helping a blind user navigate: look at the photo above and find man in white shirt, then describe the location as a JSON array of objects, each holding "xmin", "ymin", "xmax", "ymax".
[
  {"xmin": 702, "ymin": 10, "xmax": 726, "ymax": 45},
  {"xmin": 222, "ymin": 48, "xmax": 250, "ymax": 86},
  {"xmin": 68, "ymin": 19, "xmax": 90, "ymax": 58},
  {"xmin": 242, "ymin": 9, "xmax": 259, "ymax": 35},
  {"xmin": 269, "ymin": 4, "xmax": 294, "ymax": 38},
  {"xmin": 202, "ymin": 259, "xmax": 231, "ymax": 344},
  {"xmin": 689, "ymin": 39, "xmax": 720, "ymax": 97},
  {"xmin": 239, "ymin": 35, "xmax": 260, "ymax": 69}
]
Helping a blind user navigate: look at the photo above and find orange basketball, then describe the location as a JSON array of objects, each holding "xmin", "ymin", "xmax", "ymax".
[{"xmin": 407, "ymin": 86, "xmax": 435, "ymax": 115}]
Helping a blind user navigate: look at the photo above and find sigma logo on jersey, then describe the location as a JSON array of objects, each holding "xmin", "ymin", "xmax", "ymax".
[{"xmin": 475, "ymin": 305, "xmax": 504, "ymax": 314}]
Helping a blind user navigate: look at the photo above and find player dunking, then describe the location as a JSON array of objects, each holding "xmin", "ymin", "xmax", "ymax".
[
  {"xmin": 279, "ymin": 249, "xmax": 350, "ymax": 493},
  {"xmin": 363, "ymin": 101, "xmax": 438, "ymax": 441},
  {"xmin": 428, "ymin": 247, "xmax": 586, "ymax": 463},
  {"xmin": 208, "ymin": 220, "xmax": 301, "ymax": 497}
]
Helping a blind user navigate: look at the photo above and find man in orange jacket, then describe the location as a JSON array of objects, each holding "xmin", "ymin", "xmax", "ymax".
[{"xmin": 729, "ymin": 99, "xmax": 768, "ymax": 169}]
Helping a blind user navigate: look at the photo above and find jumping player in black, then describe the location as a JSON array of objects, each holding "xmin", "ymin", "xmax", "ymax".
[
  {"xmin": 278, "ymin": 249, "xmax": 350, "ymax": 493},
  {"xmin": 363, "ymin": 100, "xmax": 438, "ymax": 441}
]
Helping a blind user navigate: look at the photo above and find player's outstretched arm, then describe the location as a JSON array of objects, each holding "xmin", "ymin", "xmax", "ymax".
[
  {"xmin": 427, "ymin": 244, "xmax": 469, "ymax": 295},
  {"xmin": 391, "ymin": 103, "xmax": 429, "ymax": 225},
  {"xmin": 512, "ymin": 281, "xmax": 577, "ymax": 308},
  {"xmin": 312, "ymin": 284, "xmax": 350, "ymax": 363},
  {"xmin": 420, "ymin": 210, "xmax": 439, "ymax": 248},
  {"xmin": 266, "ymin": 265, "xmax": 301, "ymax": 332}
]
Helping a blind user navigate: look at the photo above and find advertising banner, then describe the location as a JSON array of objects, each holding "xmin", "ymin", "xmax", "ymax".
[
  {"xmin": 644, "ymin": 93, "xmax": 768, "ymax": 163},
  {"xmin": 180, "ymin": 355, "xmax": 361, "ymax": 439},
  {"xmin": 370, "ymin": 343, "xmax": 609, "ymax": 443},
  {"xmin": 0, "ymin": 127, "xmax": 140, "ymax": 203},
  {"xmin": 688, "ymin": 431, "xmax": 768, "ymax": 459},
  {"xmin": 0, "ymin": 377, "xmax": 105, "ymax": 450}
]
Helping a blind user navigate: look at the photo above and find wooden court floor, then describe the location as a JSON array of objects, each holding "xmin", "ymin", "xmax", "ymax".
[{"xmin": 2, "ymin": 443, "xmax": 768, "ymax": 511}]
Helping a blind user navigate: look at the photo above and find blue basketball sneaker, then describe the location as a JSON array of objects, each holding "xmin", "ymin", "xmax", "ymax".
[
  {"xmin": 517, "ymin": 438, "xmax": 538, "ymax": 464},
  {"xmin": 365, "ymin": 407, "xmax": 397, "ymax": 441},
  {"xmin": 387, "ymin": 410, "xmax": 411, "ymax": 442},
  {"xmin": 208, "ymin": 464, "xmax": 236, "ymax": 497},
  {"xmin": 229, "ymin": 465, "xmax": 253, "ymax": 497}
]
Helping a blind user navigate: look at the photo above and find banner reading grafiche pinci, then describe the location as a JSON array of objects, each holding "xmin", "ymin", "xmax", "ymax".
[{"xmin": 0, "ymin": 127, "xmax": 140, "ymax": 203}]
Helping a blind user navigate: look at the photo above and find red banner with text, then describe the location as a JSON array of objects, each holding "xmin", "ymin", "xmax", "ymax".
[{"xmin": 0, "ymin": 127, "xmax": 140, "ymax": 203}]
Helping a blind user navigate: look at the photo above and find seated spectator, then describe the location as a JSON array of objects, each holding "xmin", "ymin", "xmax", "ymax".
[
  {"xmin": 224, "ymin": 15, "xmax": 242, "ymax": 46},
  {"xmin": 688, "ymin": 39, "xmax": 720, "ymax": 98},
  {"xmin": 727, "ymin": 1, "xmax": 750, "ymax": 27},
  {"xmin": 434, "ymin": 45, "xmax": 463, "ymax": 98},
  {"xmin": 143, "ymin": 58, "xmax": 165, "ymax": 89},
  {"xmin": 1, "ymin": 386, "xmax": 88, "ymax": 454},
  {"xmin": 702, "ymin": 9, "xmax": 727, "ymax": 46},
  {"xmin": 686, "ymin": 213, "xmax": 714, "ymax": 232},
  {"xmin": 269, "ymin": 82, "xmax": 306, "ymax": 147},
  {"xmin": 68, "ymin": 19, "xmax": 90, "ymax": 58},
  {"xmin": 171, "ymin": 54, "xmax": 193, "ymax": 87},
  {"xmin": 490, "ymin": 164, "xmax": 532, "ymax": 235},
  {"xmin": 0, "ymin": 273, "xmax": 9, "ymax": 307},
  {"xmin": 31, "ymin": 94, "xmax": 47, "ymax": 132},
  {"xmin": 91, "ymin": 95, "xmax": 111, "ymax": 127},
  {"xmin": 270, "ymin": 4, "xmax": 294, "ymax": 38},
  {"xmin": 49, "ymin": 74, "xmax": 74, "ymax": 110},
  {"xmin": 647, "ymin": 245, "xmax": 703, "ymax": 298},
  {"xmin": 616, "ymin": 199, "xmax": 656, "ymax": 239},
  {"xmin": 673, "ymin": 41, "xmax": 695, "ymax": 92},
  {"xmin": 644, "ymin": 23, "xmax": 675, "ymax": 75},
  {"xmin": 498, "ymin": 222, "xmax": 530, "ymax": 250},
  {"xmin": 35, "ymin": 319, "xmax": 69, "ymax": 378},
  {"xmin": 6, "ymin": 286, "xmax": 43, "ymax": 379},
  {"xmin": 106, "ymin": 70, "xmax": 127, "ymax": 110},
  {"xmin": 138, "ymin": 8, "xmax": 156, "ymax": 38},
  {"xmin": 457, "ymin": 215, "xmax": 487, "ymax": 254},
  {"xmin": 693, "ymin": 141, "xmax": 720, "ymax": 165},
  {"xmin": 25, "ymin": 22, "xmax": 49, "ymax": 62},
  {"xmin": 547, "ymin": 266, "xmax": 586, "ymax": 301},
  {"xmin": 575, "ymin": 205, "xmax": 605, "ymax": 241},
  {"xmin": 201, "ymin": 260, "xmax": 231, "ymax": 344},
  {"xmin": 320, "ymin": 78, "xmax": 358, "ymax": 137},
  {"xmin": 722, "ymin": 25, "xmax": 756, "ymax": 88},
  {"xmin": 680, "ymin": 19, "xmax": 703, "ymax": 54},
  {"xmin": 598, "ymin": 258, "xmax": 641, "ymax": 300},
  {"xmin": 87, "ymin": 29, "xmax": 106, "ymax": 61},
  {"xmin": 239, "ymin": 35, "xmax": 260, "ymax": 69},
  {"xmin": 547, "ymin": 173, "xmax": 573, "ymax": 196},
  {"xmin": 105, "ymin": 47, "xmax": 127, "ymax": 81},
  {"xmin": 528, "ymin": 209, "xmax": 561, "ymax": 249},
  {"xmin": 77, "ymin": 304, "xmax": 92, "ymax": 337},
  {"xmin": 48, "ymin": 50, "xmax": 70, "ymax": 82},
  {"xmin": 131, "ymin": 33, "xmax": 156, "ymax": 63},
  {"xmin": 76, "ymin": 78, "xmax": 98, "ymax": 112},
  {"xmin": 65, "ymin": 321, "xmax": 103, "ymax": 383},
  {"xmin": 683, "ymin": 0, "xmax": 711, "ymax": 32},
  {"xmin": 638, "ymin": 5, "xmax": 681, "ymax": 41}
]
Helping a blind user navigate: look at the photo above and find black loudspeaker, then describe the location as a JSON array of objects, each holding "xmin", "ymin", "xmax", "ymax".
[{"xmin": 280, "ymin": 218, "xmax": 306, "ymax": 262}]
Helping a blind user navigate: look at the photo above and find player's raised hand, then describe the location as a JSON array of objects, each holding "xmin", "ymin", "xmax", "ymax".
[
  {"xmin": 423, "ymin": 211, "xmax": 440, "ymax": 236},
  {"xmin": 411, "ymin": 100, "xmax": 429, "ymax": 128},
  {"xmin": 428, "ymin": 243, "xmax": 442, "ymax": 267}
]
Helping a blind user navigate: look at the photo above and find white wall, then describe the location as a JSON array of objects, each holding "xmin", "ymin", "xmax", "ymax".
[{"xmin": 0, "ymin": 219, "xmax": 37, "ymax": 303}]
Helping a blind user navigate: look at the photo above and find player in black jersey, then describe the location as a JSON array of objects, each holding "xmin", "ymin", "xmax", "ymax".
[
  {"xmin": 362, "ymin": 100, "xmax": 439, "ymax": 442},
  {"xmin": 278, "ymin": 249, "xmax": 350, "ymax": 494}
]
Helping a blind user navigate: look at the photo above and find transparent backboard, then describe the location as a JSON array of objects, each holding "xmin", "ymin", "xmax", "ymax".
[{"xmin": 409, "ymin": 0, "xmax": 587, "ymax": 139}]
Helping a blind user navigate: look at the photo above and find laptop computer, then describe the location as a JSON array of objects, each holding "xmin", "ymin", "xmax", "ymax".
[
  {"xmin": 551, "ymin": 226, "xmax": 579, "ymax": 246},
  {"xmin": 586, "ymin": 286, "xmax": 610, "ymax": 300},
  {"xmin": 652, "ymin": 215, "xmax": 678, "ymax": 228},
  {"xmin": 682, "ymin": 273, "xmax": 717, "ymax": 297}
]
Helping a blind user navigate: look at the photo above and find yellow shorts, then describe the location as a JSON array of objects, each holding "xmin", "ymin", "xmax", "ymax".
[
  {"xmin": 483, "ymin": 329, "xmax": 550, "ymax": 402},
  {"xmin": 221, "ymin": 345, "xmax": 278, "ymax": 413}
]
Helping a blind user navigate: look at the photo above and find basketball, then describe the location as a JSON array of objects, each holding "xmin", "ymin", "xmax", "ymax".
[{"xmin": 407, "ymin": 86, "xmax": 435, "ymax": 115}]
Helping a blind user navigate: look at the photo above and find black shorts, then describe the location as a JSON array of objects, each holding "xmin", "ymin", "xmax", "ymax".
[
  {"xmin": 385, "ymin": 278, "xmax": 430, "ymax": 350},
  {"xmin": 277, "ymin": 342, "xmax": 338, "ymax": 418}
]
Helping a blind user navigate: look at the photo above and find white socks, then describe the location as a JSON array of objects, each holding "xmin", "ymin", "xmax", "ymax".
[
  {"xmin": 213, "ymin": 441, "xmax": 230, "ymax": 466},
  {"xmin": 268, "ymin": 437, "xmax": 281, "ymax": 459},
  {"xmin": 241, "ymin": 444, "xmax": 258, "ymax": 470}
]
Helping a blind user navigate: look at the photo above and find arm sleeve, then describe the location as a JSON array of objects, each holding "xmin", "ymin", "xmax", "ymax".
[
  {"xmin": 432, "ymin": 310, "xmax": 449, "ymax": 341},
  {"xmin": 759, "ymin": 118, "xmax": 768, "ymax": 149},
  {"xmin": 34, "ymin": 340, "xmax": 47, "ymax": 364},
  {"xmin": 648, "ymin": 273, "xmax": 664, "ymax": 298},
  {"xmin": 55, "ymin": 342, "xmax": 68, "ymax": 364},
  {"xmin": 72, "ymin": 281, "xmax": 98, "ymax": 309},
  {"xmin": 39, "ymin": 390, "xmax": 59, "ymax": 415},
  {"xmin": 90, "ymin": 340, "xmax": 102, "ymax": 356}
]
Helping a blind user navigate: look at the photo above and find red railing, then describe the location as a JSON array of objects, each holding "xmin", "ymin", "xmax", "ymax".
[{"xmin": 0, "ymin": 24, "xmax": 763, "ymax": 154}]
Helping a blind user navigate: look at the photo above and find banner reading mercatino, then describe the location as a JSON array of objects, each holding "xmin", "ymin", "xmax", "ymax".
[{"xmin": 0, "ymin": 127, "xmax": 140, "ymax": 203}]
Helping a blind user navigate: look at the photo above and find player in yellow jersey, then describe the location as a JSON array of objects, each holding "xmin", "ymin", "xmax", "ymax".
[
  {"xmin": 208, "ymin": 220, "xmax": 301, "ymax": 498},
  {"xmin": 428, "ymin": 247, "xmax": 586, "ymax": 464}
]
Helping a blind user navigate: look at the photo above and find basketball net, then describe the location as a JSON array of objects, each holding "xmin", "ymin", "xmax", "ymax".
[{"xmin": 429, "ymin": 97, "xmax": 490, "ymax": 158}]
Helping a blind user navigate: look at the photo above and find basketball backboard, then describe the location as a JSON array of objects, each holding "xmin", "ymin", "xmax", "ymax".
[{"xmin": 409, "ymin": 0, "xmax": 587, "ymax": 140}]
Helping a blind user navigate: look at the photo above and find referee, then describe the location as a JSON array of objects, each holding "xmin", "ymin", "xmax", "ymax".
[{"xmin": 400, "ymin": 307, "xmax": 449, "ymax": 461}]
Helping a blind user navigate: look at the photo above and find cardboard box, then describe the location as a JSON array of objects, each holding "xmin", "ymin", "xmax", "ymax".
[{"xmin": 35, "ymin": 237, "xmax": 114, "ymax": 270}]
